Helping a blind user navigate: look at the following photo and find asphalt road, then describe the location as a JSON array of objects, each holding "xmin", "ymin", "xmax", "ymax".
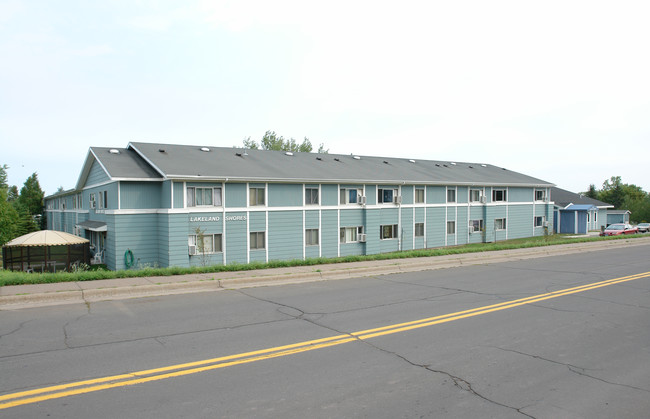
[{"xmin": 1, "ymin": 243, "xmax": 649, "ymax": 418}]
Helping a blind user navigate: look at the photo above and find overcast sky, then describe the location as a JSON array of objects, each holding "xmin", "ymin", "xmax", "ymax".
[{"xmin": 2, "ymin": 0, "xmax": 649, "ymax": 196}]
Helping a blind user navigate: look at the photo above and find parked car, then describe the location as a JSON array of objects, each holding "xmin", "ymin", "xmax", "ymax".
[
  {"xmin": 637, "ymin": 223, "xmax": 650, "ymax": 233},
  {"xmin": 600, "ymin": 223, "xmax": 639, "ymax": 236}
]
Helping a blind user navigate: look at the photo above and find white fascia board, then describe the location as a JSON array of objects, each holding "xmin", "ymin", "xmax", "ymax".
[
  {"xmin": 165, "ymin": 175, "xmax": 554, "ymax": 188},
  {"xmin": 75, "ymin": 148, "xmax": 112, "ymax": 190}
]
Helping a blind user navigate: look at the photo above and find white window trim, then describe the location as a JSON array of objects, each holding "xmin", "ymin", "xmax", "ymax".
[
  {"xmin": 380, "ymin": 224, "xmax": 399, "ymax": 240},
  {"xmin": 340, "ymin": 187, "xmax": 364, "ymax": 205},
  {"xmin": 378, "ymin": 188, "xmax": 399, "ymax": 204},
  {"xmin": 188, "ymin": 233, "xmax": 223, "ymax": 254}
]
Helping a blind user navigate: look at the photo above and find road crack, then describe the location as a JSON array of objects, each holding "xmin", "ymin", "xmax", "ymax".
[{"xmin": 494, "ymin": 346, "xmax": 650, "ymax": 394}]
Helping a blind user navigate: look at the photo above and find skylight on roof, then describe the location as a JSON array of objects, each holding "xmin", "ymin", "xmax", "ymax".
[
  {"xmin": 285, "ymin": 152, "xmax": 294, "ymax": 156},
  {"xmin": 109, "ymin": 149, "xmax": 120, "ymax": 154},
  {"xmin": 200, "ymin": 147, "xmax": 210, "ymax": 152}
]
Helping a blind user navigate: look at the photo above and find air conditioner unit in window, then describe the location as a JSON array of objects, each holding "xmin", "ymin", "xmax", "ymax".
[
  {"xmin": 480, "ymin": 196, "xmax": 487, "ymax": 204},
  {"xmin": 468, "ymin": 225, "xmax": 475, "ymax": 233},
  {"xmin": 358, "ymin": 196, "xmax": 366, "ymax": 205},
  {"xmin": 358, "ymin": 233, "xmax": 367, "ymax": 243},
  {"xmin": 188, "ymin": 245, "xmax": 196, "ymax": 255},
  {"xmin": 395, "ymin": 195, "xmax": 402, "ymax": 204}
]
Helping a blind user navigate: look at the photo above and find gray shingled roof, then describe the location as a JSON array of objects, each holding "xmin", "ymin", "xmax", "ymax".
[
  {"xmin": 125, "ymin": 142, "xmax": 554, "ymax": 187},
  {"xmin": 91, "ymin": 147, "xmax": 162, "ymax": 180},
  {"xmin": 551, "ymin": 187, "xmax": 613, "ymax": 208}
]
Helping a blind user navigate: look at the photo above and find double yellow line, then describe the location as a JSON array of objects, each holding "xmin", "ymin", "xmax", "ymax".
[{"xmin": 2, "ymin": 271, "xmax": 649, "ymax": 410}]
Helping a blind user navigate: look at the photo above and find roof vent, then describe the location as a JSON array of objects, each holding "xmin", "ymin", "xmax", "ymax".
[
  {"xmin": 408, "ymin": 159, "xmax": 416, "ymax": 163},
  {"xmin": 334, "ymin": 158, "xmax": 340, "ymax": 162},
  {"xmin": 450, "ymin": 162, "xmax": 456, "ymax": 166},
  {"xmin": 353, "ymin": 156, "xmax": 361, "ymax": 160},
  {"xmin": 481, "ymin": 164, "xmax": 487, "ymax": 167},
  {"xmin": 316, "ymin": 157, "xmax": 322, "ymax": 161},
  {"xmin": 383, "ymin": 160, "xmax": 389, "ymax": 164},
  {"xmin": 159, "ymin": 149, "xmax": 166, "ymax": 153},
  {"xmin": 285, "ymin": 152, "xmax": 294, "ymax": 156},
  {"xmin": 109, "ymin": 149, "xmax": 120, "ymax": 154},
  {"xmin": 435, "ymin": 164, "xmax": 441, "ymax": 167},
  {"xmin": 200, "ymin": 147, "xmax": 210, "ymax": 152}
]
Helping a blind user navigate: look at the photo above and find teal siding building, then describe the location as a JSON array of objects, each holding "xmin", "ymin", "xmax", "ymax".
[{"xmin": 45, "ymin": 142, "xmax": 555, "ymax": 270}]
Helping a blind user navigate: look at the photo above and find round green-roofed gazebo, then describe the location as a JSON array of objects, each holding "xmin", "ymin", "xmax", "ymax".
[{"xmin": 2, "ymin": 230, "xmax": 90, "ymax": 272}]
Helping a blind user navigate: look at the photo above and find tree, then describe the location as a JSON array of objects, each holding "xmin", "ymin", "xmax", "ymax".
[
  {"xmin": 0, "ymin": 165, "xmax": 20, "ymax": 245},
  {"xmin": 240, "ymin": 130, "xmax": 328, "ymax": 153},
  {"xmin": 588, "ymin": 176, "xmax": 650, "ymax": 223},
  {"xmin": 585, "ymin": 184, "xmax": 598, "ymax": 199},
  {"xmin": 12, "ymin": 172, "xmax": 45, "ymax": 231}
]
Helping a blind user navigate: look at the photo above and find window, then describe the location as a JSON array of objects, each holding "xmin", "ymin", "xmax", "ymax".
[
  {"xmin": 89, "ymin": 193, "xmax": 96, "ymax": 209},
  {"xmin": 188, "ymin": 233, "xmax": 222, "ymax": 254},
  {"xmin": 98, "ymin": 191, "xmax": 107, "ymax": 209},
  {"xmin": 249, "ymin": 187, "xmax": 265, "ymax": 206},
  {"xmin": 535, "ymin": 189, "xmax": 546, "ymax": 201},
  {"xmin": 470, "ymin": 189, "xmax": 483, "ymax": 203},
  {"xmin": 250, "ymin": 232, "xmax": 266, "ymax": 249},
  {"xmin": 340, "ymin": 226, "xmax": 363, "ymax": 243},
  {"xmin": 187, "ymin": 187, "xmax": 222, "ymax": 207},
  {"xmin": 534, "ymin": 216, "xmax": 545, "ymax": 227},
  {"xmin": 305, "ymin": 229, "xmax": 319, "ymax": 246},
  {"xmin": 492, "ymin": 189, "xmax": 506, "ymax": 202},
  {"xmin": 447, "ymin": 188, "xmax": 456, "ymax": 203},
  {"xmin": 415, "ymin": 188, "xmax": 425, "ymax": 204},
  {"xmin": 495, "ymin": 218, "xmax": 507, "ymax": 230},
  {"xmin": 73, "ymin": 193, "xmax": 82, "ymax": 209},
  {"xmin": 340, "ymin": 188, "xmax": 363, "ymax": 204},
  {"xmin": 305, "ymin": 188, "xmax": 319, "ymax": 205},
  {"xmin": 415, "ymin": 223, "xmax": 424, "ymax": 237},
  {"xmin": 447, "ymin": 221, "xmax": 456, "ymax": 234},
  {"xmin": 469, "ymin": 219, "xmax": 484, "ymax": 232},
  {"xmin": 381, "ymin": 224, "xmax": 399, "ymax": 240},
  {"xmin": 378, "ymin": 188, "xmax": 398, "ymax": 204}
]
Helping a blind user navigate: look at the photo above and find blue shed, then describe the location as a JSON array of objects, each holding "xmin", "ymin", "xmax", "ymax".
[{"xmin": 557, "ymin": 204, "xmax": 597, "ymax": 234}]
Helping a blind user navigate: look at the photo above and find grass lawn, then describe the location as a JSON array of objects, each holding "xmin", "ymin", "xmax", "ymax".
[{"xmin": 0, "ymin": 234, "xmax": 644, "ymax": 287}]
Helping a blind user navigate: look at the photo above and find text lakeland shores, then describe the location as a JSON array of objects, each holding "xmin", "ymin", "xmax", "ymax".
[{"xmin": 189, "ymin": 215, "xmax": 247, "ymax": 222}]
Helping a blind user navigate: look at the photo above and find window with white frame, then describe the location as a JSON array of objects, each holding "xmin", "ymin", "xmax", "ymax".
[
  {"xmin": 415, "ymin": 188, "xmax": 425, "ymax": 204},
  {"xmin": 73, "ymin": 193, "xmax": 82, "ymax": 209},
  {"xmin": 340, "ymin": 188, "xmax": 363, "ymax": 204},
  {"xmin": 415, "ymin": 223, "xmax": 424, "ymax": 237},
  {"xmin": 534, "ymin": 216, "xmax": 545, "ymax": 227},
  {"xmin": 250, "ymin": 231, "xmax": 266, "ymax": 249},
  {"xmin": 495, "ymin": 218, "xmax": 507, "ymax": 230},
  {"xmin": 381, "ymin": 224, "xmax": 399, "ymax": 239},
  {"xmin": 469, "ymin": 219, "xmax": 484, "ymax": 232},
  {"xmin": 340, "ymin": 226, "xmax": 363, "ymax": 243},
  {"xmin": 378, "ymin": 188, "xmax": 398, "ymax": 204},
  {"xmin": 89, "ymin": 193, "xmax": 96, "ymax": 209},
  {"xmin": 98, "ymin": 191, "xmax": 107, "ymax": 209},
  {"xmin": 447, "ymin": 188, "xmax": 456, "ymax": 203},
  {"xmin": 492, "ymin": 189, "xmax": 507, "ymax": 202},
  {"xmin": 469, "ymin": 189, "xmax": 483, "ymax": 203},
  {"xmin": 305, "ymin": 188, "xmax": 319, "ymax": 205},
  {"xmin": 535, "ymin": 189, "xmax": 546, "ymax": 201},
  {"xmin": 447, "ymin": 221, "xmax": 456, "ymax": 234},
  {"xmin": 188, "ymin": 233, "xmax": 222, "ymax": 254},
  {"xmin": 249, "ymin": 187, "xmax": 265, "ymax": 206},
  {"xmin": 305, "ymin": 228, "xmax": 319, "ymax": 246},
  {"xmin": 187, "ymin": 187, "xmax": 222, "ymax": 207}
]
